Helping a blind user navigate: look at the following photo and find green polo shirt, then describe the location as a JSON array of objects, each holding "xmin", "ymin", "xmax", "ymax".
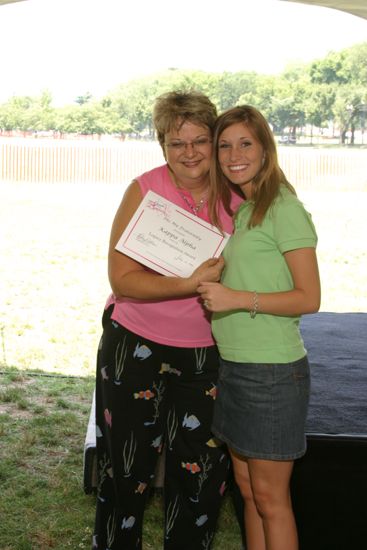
[{"xmin": 212, "ymin": 186, "xmax": 318, "ymax": 363}]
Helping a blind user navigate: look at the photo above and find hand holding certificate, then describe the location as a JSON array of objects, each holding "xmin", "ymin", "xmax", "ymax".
[{"xmin": 115, "ymin": 191, "xmax": 230, "ymax": 277}]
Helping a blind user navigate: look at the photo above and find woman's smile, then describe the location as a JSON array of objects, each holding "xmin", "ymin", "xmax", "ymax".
[
  {"xmin": 227, "ymin": 163, "xmax": 249, "ymax": 172},
  {"xmin": 218, "ymin": 121, "xmax": 264, "ymax": 195}
]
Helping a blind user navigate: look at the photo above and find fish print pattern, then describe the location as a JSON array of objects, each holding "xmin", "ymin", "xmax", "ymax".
[{"xmin": 93, "ymin": 320, "xmax": 230, "ymax": 549}]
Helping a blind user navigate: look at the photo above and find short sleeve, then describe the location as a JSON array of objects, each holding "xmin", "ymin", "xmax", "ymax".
[{"xmin": 274, "ymin": 196, "xmax": 318, "ymax": 253}]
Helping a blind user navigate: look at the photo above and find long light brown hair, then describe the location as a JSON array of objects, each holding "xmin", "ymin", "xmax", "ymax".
[{"xmin": 209, "ymin": 105, "xmax": 295, "ymax": 229}]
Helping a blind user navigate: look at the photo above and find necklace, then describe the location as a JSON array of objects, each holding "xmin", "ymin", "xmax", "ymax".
[
  {"xmin": 170, "ymin": 171, "xmax": 208, "ymax": 216},
  {"xmin": 178, "ymin": 190, "xmax": 207, "ymax": 215}
]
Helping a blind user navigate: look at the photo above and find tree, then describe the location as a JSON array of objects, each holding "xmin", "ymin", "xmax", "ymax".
[
  {"xmin": 304, "ymin": 84, "xmax": 335, "ymax": 142},
  {"xmin": 338, "ymin": 42, "xmax": 367, "ymax": 86},
  {"xmin": 75, "ymin": 92, "xmax": 93, "ymax": 105},
  {"xmin": 1, "ymin": 41, "xmax": 366, "ymax": 143},
  {"xmin": 214, "ymin": 71, "xmax": 258, "ymax": 112},
  {"xmin": 56, "ymin": 102, "xmax": 108, "ymax": 136},
  {"xmin": 310, "ymin": 51, "xmax": 348, "ymax": 85},
  {"xmin": 333, "ymin": 86, "xmax": 367, "ymax": 144}
]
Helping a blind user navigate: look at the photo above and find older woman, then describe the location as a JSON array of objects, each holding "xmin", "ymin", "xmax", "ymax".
[{"xmin": 92, "ymin": 91, "xmax": 243, "ymax": 550}]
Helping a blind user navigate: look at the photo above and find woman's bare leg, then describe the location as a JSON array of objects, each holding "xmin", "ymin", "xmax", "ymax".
[
  {"xmin": 230, "ymin": 449, "xmax": 266, "ymax": 550},
  {"xmin": 230, "ymin": 449, "xmax": 298, "ymax": 550},
  {"xmin": 247, "ymin": 458, "xmax": 298, "ymax": 550}
]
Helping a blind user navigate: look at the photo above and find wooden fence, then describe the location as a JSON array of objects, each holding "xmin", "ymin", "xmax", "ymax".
[{"xmin": 0, "ymin": 138, "xmax": 366, "ymax": 190}]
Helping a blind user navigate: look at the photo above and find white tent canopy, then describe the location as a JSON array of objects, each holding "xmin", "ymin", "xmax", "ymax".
[
  {"xmin": 0, "ymin": 0, "xmax": 24, "ymax": 4},
  {"xmin": 0, "ymin": 0, "xmax": 367, "ymax": 19},
  {"xmin": 281, "ymin": 0, "xmax": 367, "ymax": 20}
]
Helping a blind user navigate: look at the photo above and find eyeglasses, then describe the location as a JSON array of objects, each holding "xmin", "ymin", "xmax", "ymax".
[{"xmin": 165, "ymin": 137, "xmax": 212, "ymax": 152}]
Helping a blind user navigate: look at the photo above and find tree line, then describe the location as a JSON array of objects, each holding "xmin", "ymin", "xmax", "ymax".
[{"xmin": 0, "ymin": 42, "xmax": 366, "ymax": 144}]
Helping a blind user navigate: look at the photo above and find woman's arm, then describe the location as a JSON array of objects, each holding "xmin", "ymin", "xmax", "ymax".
[
  {"xmin": 197, "ymin": 247, "xmax": 321, "ymax": 316},
  {"xmin": 108, "ymin": 180, "xmax": 225, "ymax": 300}
]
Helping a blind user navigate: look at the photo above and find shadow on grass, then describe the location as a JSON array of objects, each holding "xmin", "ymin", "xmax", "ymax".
[
  {"xmin": 0, "ymin": 365, "xmax": 96, "ymax": 549},
  {"xmin": 0, "ymin": 366, "xmax": 243, "ymax": 550}
]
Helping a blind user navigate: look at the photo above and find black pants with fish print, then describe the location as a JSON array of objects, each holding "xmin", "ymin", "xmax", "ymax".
[{"xmin": 92, "ymin": 309, "xmax": 230, "ymax": 550}]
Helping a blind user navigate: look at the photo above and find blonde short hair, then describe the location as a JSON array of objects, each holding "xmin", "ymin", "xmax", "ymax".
[{"xmin": 153, "ymin": 91, "xmax": 217, "ymax": 152}]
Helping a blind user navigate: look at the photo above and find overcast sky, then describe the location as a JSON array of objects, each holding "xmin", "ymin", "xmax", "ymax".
[{"xmin": 1, "ymin": 0, "xmax": 366, "ymax": 105}]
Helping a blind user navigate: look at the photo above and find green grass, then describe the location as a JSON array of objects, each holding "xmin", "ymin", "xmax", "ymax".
[
  {"xmin": 0, "ymin": 368, "xmax": 96, "ymax": 549},
  {"xmin": 0, "ymin": 367, "xmax": 243, "ymax": 549}
]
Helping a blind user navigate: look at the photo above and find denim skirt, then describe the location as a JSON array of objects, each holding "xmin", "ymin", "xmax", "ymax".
[{"xmin": 212, "ymin": 355, "xmax": 310, "ymax": 460}]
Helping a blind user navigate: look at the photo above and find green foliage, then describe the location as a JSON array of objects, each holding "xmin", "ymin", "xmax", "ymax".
[
  {"xmin": 213, "ymin": 71, "xmax": 255, "ymax": 111},
  {"xmin": 0, "ymin": 42, "xmax": 366, "ymax": 140},
  {"xmin": 0, "ymin": 91, "xmax": 56, "ymax": 133},
  {"xmin": 75, "ymin": 92, "xmax": 93, "ymax": 106},
  {"xmin": 310, "ymin": 51, "xmax": 348, "ymax": 84},
  {"xmin": 345, "ymin": 43, "xmax": 367, "ymax": 85},
  {"xmin": 305, "ymin": 84, "xmax": 335, "ymax": 129}
]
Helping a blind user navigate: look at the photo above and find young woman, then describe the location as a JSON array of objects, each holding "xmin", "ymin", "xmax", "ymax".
[
  {"xmin": 198, "ymin": 105, "xmax": 321, "ymax": 550},
  {"xmin": 92, "ymin": 92, "xmax": 243, "ymax": 550}
]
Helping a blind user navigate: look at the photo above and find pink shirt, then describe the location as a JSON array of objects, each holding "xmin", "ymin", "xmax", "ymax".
[{"xmin": 106, "ymin": 164, "xmax": 243, "ymax": 347}]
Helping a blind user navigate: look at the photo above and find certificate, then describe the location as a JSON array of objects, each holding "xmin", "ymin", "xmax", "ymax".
[{"xmin": 115, "ymin": 190, "xmax": 230, "ymax": 277}]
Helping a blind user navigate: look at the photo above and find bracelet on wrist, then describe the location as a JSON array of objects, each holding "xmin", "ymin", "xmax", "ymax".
[{"xmin": 249, "ymin": 290, "xmax": 259, "ymax": 319}]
